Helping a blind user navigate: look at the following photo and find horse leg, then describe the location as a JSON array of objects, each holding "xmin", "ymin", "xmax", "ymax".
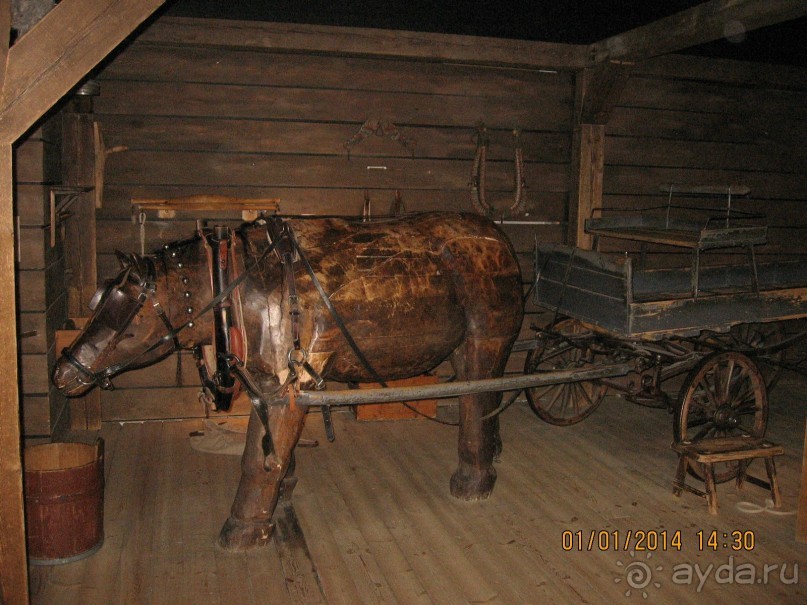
[
  {"xmin": 218, "ymin": 402, "xmax": 306, "ymax": 551},
  {"xmin": 279, "ymin": 451, "xmax": 298, "ymax": 505},
  {"xmin": 449, "ymin": 337, "xmax": 509, "ymax": 500}
]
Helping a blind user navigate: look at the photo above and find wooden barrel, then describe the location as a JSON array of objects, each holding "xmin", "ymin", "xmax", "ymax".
[{"xmin": 24, "ymin": 440, "xmax": 104, "ymax": 565}]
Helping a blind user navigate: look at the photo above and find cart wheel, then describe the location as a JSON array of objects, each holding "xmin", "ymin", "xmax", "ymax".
[
  {"xmin": 674, "ymin": 351, "xmax": 768, "ymax": 483},
  {"xmin": 524, "ymin": 319, "xmax": 606, "ymax": 426},
  {"xmin": 699, "ymin": 322, "xmax": 785, "ymax": 391}
]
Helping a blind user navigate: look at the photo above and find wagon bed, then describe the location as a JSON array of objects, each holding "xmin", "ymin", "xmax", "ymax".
[{"xmin": 533, "ymin": 243, "xmax": 807, "ymax": 339}]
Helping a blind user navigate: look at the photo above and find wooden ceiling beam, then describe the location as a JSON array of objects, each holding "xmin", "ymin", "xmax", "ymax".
[
  {"xmin": 0, "ymin": 0, "xmax": 167, "ymax": 144},
  {"xmin": 588, "ymin": 0, "xmax": 807, "ymax": 64},
  {"xmin": 138, "ymin": 17, "xmax": 589, "ymax": 70}
]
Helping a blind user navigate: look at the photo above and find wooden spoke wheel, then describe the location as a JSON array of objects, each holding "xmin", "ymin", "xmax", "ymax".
[
  {"xmin": 524, "ymin": 319, "xmax": 607, "ymax": 426},
  {"xmin": 699, "ymin": 322, "xmax": 785, "ymax": 391},
  {"xmin": 674, "ymin": 351, "xmax": 768, "ymax": 483}
]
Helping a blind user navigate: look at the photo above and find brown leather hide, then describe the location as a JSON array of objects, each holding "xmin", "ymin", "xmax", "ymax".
[{"xmin": 239, "ymin": 212, "xmax": 524, "ymax": 387}]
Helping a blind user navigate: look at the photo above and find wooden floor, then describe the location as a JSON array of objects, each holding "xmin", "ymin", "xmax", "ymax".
[{"xmin": 31, "ymin": 378, "xmax": 807, "ymax": 604}]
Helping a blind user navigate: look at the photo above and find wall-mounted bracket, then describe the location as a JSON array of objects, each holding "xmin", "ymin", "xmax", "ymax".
[
  {"xmin": 49, "ymin": 185, "xmax": 93, "ymax": 247},
  {"xmin": 343, "ymin": 118, "xmax": 415, "ymax": 159}
]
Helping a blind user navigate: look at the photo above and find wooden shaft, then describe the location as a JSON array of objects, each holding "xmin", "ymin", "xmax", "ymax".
[{"xmin": 296, "ymin": 363, "xmax": 631, "ymax": 407}]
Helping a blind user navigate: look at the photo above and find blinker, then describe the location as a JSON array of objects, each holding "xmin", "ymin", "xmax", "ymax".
[
  {"xmin": 88, "ymin": 281, "xmax": 112, "ymax": 311},
  {"xmin": 88, "ymin": 266, "xmax": 134, "ymax": 311}
]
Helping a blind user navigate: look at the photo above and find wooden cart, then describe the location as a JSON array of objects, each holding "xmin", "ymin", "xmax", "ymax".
[{"xmin": 526, "ymin": 187, "xmax": 807, "ymax": 481}]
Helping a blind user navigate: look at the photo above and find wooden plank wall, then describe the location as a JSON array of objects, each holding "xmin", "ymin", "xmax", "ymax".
[
  {"xmin": 601, "ymin": 55, "xmax": 807, "ymax": 265},
  {"xmin": 93, "ymin": 39, "xmax": 573, "ymax": 266},
  {"xmin": 82, "ymin": 17, "xmax": 806, "ymax": 421},
  {"xmin": 16, "ymin": 117, "xmax": 70, "ymax": 437}
]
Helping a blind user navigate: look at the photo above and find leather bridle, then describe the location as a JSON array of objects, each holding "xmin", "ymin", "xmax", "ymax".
[{"xmin": 60, "ymin": 255, "xmax": 178, "ymax": 391}]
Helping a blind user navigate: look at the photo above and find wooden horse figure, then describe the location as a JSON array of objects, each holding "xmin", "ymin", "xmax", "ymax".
[{"xmin": 53, "ymin": 212, "xmax": 524, "ymax": 550}]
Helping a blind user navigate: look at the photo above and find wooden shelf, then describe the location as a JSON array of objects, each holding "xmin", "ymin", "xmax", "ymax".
[{"xmin": 132, "ymin": 194, "xmax": 280, "ymax": 221}]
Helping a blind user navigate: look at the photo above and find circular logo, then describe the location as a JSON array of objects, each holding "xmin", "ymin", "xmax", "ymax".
[
  {"xmin": 615, "ymin": 552, "xmax": 663, "ymax": 599},
  {"xmin": 624, "ymin": 561, "xmax": 653, "ymax": 590}
]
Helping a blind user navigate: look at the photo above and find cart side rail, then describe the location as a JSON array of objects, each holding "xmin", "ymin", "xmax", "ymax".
[
  {"xmin": 534, "ymin": 244, "xmax": 807, "ymax": 339},
  {"xmin": 533, "ymin": 243, "xmax": 631, "ymax": 330}
]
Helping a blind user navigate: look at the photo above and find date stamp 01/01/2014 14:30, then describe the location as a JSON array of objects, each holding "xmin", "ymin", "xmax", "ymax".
[{"xmin": 560, "ymin": 529, "xmax": 757, "ymax": 552}]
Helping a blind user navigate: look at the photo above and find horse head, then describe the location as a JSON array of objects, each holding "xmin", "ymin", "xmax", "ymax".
[
  {"xmin": 52, "ymin": 245, "xmax": 203, "ymax": 396},
  {"xmin": 53, "ymin": 220, "xmax": 299, "ymax": 406}
]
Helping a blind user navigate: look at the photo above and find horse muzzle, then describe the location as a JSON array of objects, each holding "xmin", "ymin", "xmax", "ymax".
[{"xmin": 52, "ymin": 356, "xmax": 95, "ymax": 397}]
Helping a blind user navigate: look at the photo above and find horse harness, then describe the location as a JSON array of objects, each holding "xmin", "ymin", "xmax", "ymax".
[
  {"xmin": 63, "ymin": 218, "xmax": 496, "ymax": 470},
  {"xmin": 194, "ymin": 225, "xmax": 247, "ymax": 413},
  {"xmin": 193, "ymin": 217, "xmax": 461, "ymax": 447},
  {"xmin": 195, "ymin": 219, "xmax": 336, "ymax": 447}
]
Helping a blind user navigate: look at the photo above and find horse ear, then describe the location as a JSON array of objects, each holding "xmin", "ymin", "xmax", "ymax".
[{"xmin": 115, "ymin": 250, "xmax": 129, "ymax": 268}]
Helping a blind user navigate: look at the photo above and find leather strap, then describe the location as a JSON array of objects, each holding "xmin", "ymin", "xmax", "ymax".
[
  {"xmin": 197, "ymin": 226, "xmax": 249, "ymax": 411},
  {"xmin": 284, "ymin": 226, "xmax": 388, "ymax": 389}
]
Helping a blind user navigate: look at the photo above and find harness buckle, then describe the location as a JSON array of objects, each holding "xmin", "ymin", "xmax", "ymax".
[
  {"xmin": 287, "ymin": 347, "xmax": 308, "ymax": 367},
  {"xmin": 286, "ymin": 347, "xmax": 326, "ymax": 390}
]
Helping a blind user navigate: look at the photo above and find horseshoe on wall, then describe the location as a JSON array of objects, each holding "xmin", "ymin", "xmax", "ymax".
[{"xmin": 470, "ymin": 123, "xmax": 527, "ymax": 218}]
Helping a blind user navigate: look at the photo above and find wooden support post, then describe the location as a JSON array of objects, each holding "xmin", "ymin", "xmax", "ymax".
[
  {"xmin": 568, "ymin": 123, "xmax": 604, "ymax": 250},
  {"xmin": 0, "ymin": 0, "xmax": 168, "ymax": 144},
  {"xmin": 61, "ymin": 94, "xmax": 101, "ymax": 430},
  {"xmin": 0, "ymin": 142, "xmax": 28, "ymax": 605},
  {"xmin": 567, "ymin": 63, "xmax": 630, "ymax": 249},
  {"xmin": 62, "ymin": 98, "xmax": 98, "ymax": 315},
  {"xmin": 798, "ymin": 419, "xmax": 807, "ymax": 543},
  {"xmin": 1, "ymin": 3, "xmax": 28, "ymax": 602},
  {"xmin": 62, "ymin": 97, "xmax": 100, "ymax": 338}
]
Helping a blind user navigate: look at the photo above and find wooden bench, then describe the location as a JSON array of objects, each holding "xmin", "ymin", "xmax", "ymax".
[{"xmin": 672, "ymin": 436, "xmax": 783, "ymax": 515}]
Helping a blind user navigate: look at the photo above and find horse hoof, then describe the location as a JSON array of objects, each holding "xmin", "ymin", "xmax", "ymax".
[
  {"xmin": 449, "ymin": 465, "xmax": 497, "ymax": 501},
  {"xmin": 217, "ymin": 516, "xmax": 274, "ymax": 552}
]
